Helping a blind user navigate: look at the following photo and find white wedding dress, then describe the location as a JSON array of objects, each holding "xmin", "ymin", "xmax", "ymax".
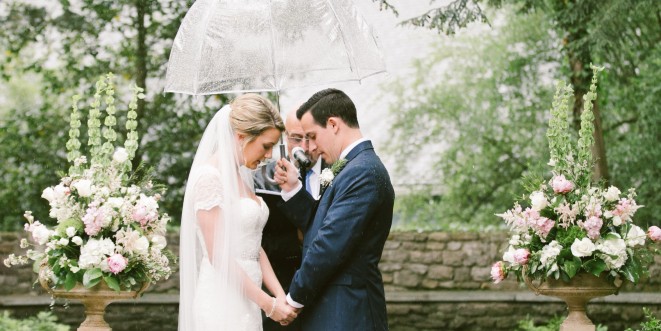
[{"xmin": 190, "ymin": 165, "xmax": 269, "ymax": 331}]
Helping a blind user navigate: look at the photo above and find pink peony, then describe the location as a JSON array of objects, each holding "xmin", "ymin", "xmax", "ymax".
[
  {"xmin": 551, "ymin": 175, "xmax": 574, "ymax": 194},
  {"xmin": 83, "ymin": 206, "xmax": 104, "ymax": 236},
  {"xmin": 107, "ymin": 254, "xmax": 128, "ymax": 274},
  {"xmin": 491, "ymin": 261, "xmax": 506, "ymax": 284},
  {"xmin": 513, "ymin": 249, "xmax": 530, "ymax": 265},
  {"xmin": 648, "ymin": 226, "xmax": 661, "ymax": 242}
]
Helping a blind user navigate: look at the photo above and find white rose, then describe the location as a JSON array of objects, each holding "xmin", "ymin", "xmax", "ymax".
[
  {"xmin": 113, "ymin": 148, "xmax": 129, "ymax": 163},
  {"xmin": 603, "ymin": 186, "xmax": 621, "ymax": 202},
  {"xmin": 319, "ymin": 169, "xmax": 334, "ymax": 187},
  {"xmin": 41, "ymin": 187, "xmax": 55, "ymax": 203},
  {"xmin": 530, "ymin": 191, "xmax": 548, "ymax": 211},
  {"xmin": 72, "ymin": 236, "xmax": 83, "ymax": 246},
  {"xmin": 625, "ymin": 225, "xmax": 646, "ymax": 247},
  {"xmin": 72, "ymin": 179, "xmax": 93, "ymax": 197},
  {"xmin": 65, "ymin": 226, "xmax": 77, "ymax": 238},
  {"xmin": 570, "ymin": 238, "xmax": 596, "ymax": 257},
  {"xmin": 135, "ymin": 236, "xmax": 150, "ymax": 255},
  {"xmin": 151, "ymin": 235, "xmax": 167, "ymax": 250}
]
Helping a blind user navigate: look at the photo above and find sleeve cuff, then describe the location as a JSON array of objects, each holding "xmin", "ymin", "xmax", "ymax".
[
  {"xmin": 281, "ymin": 181, "xmax": 302, "ymax": 201},
  {"xmin": 286, "ymin": 293, "xmax": 304, "ymax": 309}
]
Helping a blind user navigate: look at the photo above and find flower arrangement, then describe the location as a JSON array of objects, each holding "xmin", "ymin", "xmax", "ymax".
[
  {"xmin": 3, "ymin": 73, "xmax": 173, "ymax": 292},
  {"xmin": 491, "ymin": 66, "xmax": 660, "ymax": 285}
]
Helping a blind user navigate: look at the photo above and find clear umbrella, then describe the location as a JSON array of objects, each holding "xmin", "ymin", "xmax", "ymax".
[{"xmin": 164, "ymin": 0, "xmax": 386, "ymax": 96}]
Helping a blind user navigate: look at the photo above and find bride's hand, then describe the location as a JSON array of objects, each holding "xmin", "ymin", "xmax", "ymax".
[{"xmin": 268, "ymin": 296, "xmax": 298, "ymax": 323}]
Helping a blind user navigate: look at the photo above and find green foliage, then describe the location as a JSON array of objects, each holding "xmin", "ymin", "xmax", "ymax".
[
  {"xmin": 0, "ymin": 311, "xmax": 70, "ymax": 331},
  {"xmin": 516, "ymin": 315, "xmax": 608, "ymax": 331},
  {"xmin": 388, "ymin": 7, "xmax": 561, "ymax": 229},
  {"xmin": 625, "ymin": 308, "xmax": 661, "ymax": 331},
  {"xmin": 0, "ymin": 0, "xmax": 230, "ymax": 229}
]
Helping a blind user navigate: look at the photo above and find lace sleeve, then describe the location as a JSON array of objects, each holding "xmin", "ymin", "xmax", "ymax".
[{"xmin": 192, "ymin": 171, "xmax": 224, "ymax": 211}]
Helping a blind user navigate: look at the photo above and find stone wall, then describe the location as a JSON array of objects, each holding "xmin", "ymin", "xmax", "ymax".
[{"xmin": 2, "ymin": 231, "xmax": 661, "ymax": 330}]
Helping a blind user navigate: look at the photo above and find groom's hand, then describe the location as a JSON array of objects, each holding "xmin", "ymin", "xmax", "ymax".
[{"xmin": 275, "ymin": 158, "xmax": 299, "ymax": 192}]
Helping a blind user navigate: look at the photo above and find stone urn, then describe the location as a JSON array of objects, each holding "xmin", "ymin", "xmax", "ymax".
[
  {"xmin": 39, "ymin": 270, "xmax": 149, "ymax": 331},
  {"xmin": 524, "ymin": 272, "xmax": 621, "ymax": 331}
]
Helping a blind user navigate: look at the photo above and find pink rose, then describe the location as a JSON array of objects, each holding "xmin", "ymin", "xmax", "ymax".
[
  {"xmin": 513, "ymin": 249, "xmax": 530, "ymax": 265},
  {"xmin": 551, "ymin": 175, "xmax": 574, "ymax": 194},
  {"xmin": 491, "ymin": 261, "xmax": 506, "ymax": 284},
  {"xmin": 648, "ymin": 226, "xmax": 661, "ymax": 242},
  {"xmin": 107, "ymin": 254, "xmax": 128, "ymax": 275}
]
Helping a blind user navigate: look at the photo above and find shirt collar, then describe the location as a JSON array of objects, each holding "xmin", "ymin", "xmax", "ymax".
[{"xmin": 339, "ymin": 138, "xmax": 369, "ymax": 160}]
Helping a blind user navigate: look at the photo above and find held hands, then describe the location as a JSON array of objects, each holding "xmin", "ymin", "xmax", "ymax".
[
  {"xmin": 267, "ymin": 295, "xmax": 299, "ymax": 325},
  {"xmin": 274, "ymin": 158, "xmax": 300, "ymax": 192}
]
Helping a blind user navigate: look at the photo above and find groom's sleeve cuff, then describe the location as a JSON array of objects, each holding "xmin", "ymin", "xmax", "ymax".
[
  {"xmin": 281, "ymin": 181, "xmax": 302, "ymax": 201},
  {"xmin": 286, "ymin": 293, "xmax": 304, "ymax": 309}
]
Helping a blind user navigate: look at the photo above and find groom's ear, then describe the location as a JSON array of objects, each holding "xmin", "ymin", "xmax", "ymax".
[{"xmin": 327, "ymin": 117, "xmax": 340, "ymax": 134}]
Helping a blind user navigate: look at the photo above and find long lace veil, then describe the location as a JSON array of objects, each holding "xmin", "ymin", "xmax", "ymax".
[{"xmin": 179, "ymin": 105, "xmax": 254, "ymax": 330}]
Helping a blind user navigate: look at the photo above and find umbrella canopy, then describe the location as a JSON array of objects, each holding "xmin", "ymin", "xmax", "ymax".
[{"xmin": 165, "ymin": 0, "xmax": 385, "ymax": 95}]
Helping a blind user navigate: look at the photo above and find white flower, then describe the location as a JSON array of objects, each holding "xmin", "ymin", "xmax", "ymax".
[
  {"xmin": 31, "ymin": 224, "xmax": 52, "ymax": 245},
  {"xmin": 570, "ymin": 238, "xmax": 596, "ymax": 257},
  {"xmin": 72, "ymin": 179, "xmax": 93, "ymax": 197},
  {"xmin": 65, "ymin": 226, "xmax": 77, "ymax": 238},
  {"xmin": 625, "ymin": 225, "xmax": 646, "ymax": 247},
  {"xmin": 107, "ymin": 197, "xmax": 125, "ymax": 209},
  {"xmin": 41, "ymin": 187, "xmax": 55, "ymax": 203},
  {"xmin": 70, "ymin": 266, "xmax": 80, "ymax": 273},
  {"xmin": 502, "ymin": 246, "xmax": 516, "ymax": 264},
  {"xmin": 78, "ymin": 237, "xmax": 115, "ymax": 269},
  {"xmin": 603, "ymin": 186, "xmax": 621, "ymax": 202},
  {"xmin": 612, "ymin": 216, "xmax": 623, "ymax": 226},
  {"xmin": 151, "ymin": 235, "xmax": 167, "ymax": 250},
  {"xmin": 530, "ymin": 191, "xmax": 548, "ymax": 211},
  {"xmin": 113, "ymin": 148, "xmax": 129, "ymax": 163},
  {"xmin": 596, "ymin": 235, "xmax": 628, "ymax": 269},
  {"xmin": 53, "ymin": 184, "xmax": 70, "ymax": 200},
  {"xmin": 116, "ymin": 228, "xmax": 150, "ymax": 256},
  {"xmin": 319, "ymin": 168, "xmax": 334, "ymax": 187},
  {"xmin": 72, "ymin": 236, "xmax": 83, "ymax": 246},
  {"xmin": 540, "ymin": 240, "xmax": 562, "ymax": 267},
  {"xmin": 57, "ymin": 238, "xmax": 69, "ymax": 246}
]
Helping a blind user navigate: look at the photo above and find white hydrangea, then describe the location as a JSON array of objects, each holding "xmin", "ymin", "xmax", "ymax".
[
  {"xmin": 596, "ymin": 235, "xmax": 628, "ymax": 269},
  {"xmin": 540, "ymin": 240, "xmax": 562, "ymax": 268},
  {"xmin": 78, "ymin": 238, "xmax": 115, "ymax": 269}
]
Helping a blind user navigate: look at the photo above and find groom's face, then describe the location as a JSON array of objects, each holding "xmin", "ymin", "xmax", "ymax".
[{"xmin": 301, "ymin": 112, "xmax": 339, "ymax": 164}]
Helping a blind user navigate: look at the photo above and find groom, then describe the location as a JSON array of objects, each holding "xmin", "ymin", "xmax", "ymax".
[{"xmin": 275, "ymin": 88, "xmax": 394, "ymax": 330}]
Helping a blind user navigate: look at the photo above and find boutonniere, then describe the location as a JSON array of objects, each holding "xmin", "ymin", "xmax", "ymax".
[{"xmin": 320, "ymin": 159, "xmax": 347, "ymax": 188}]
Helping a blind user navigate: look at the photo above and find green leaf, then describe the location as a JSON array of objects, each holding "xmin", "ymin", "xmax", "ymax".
[
  {"xmin": 103, "ymin": 276, "xmax": 120, "ymax": 292},
  {"xmin": 583, "ymin": 259, "xmax": 607, "ymax": 277},
  {"xmin": 82, "ymin": 268, "xmax": 103, "ymax": 287},
  {"xmin": 563, "ymin": 260, "xmax": 580, "ymax": 278},
  {"xmin": 64, "ymin": 272, "xmax": 77, "ymax": 291}
]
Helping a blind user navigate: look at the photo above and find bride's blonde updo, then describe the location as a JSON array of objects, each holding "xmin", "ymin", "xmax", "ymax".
[{"xmin": 230, "ymin": 94, "xmax": 284, "ymax": 145}]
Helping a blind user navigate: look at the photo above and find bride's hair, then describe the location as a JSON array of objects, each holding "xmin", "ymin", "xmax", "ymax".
[{"xmin": 230, "ymin": 94, "xmax": 284, "ymax": 147}]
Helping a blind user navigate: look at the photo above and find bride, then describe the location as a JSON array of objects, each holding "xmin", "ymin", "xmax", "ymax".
[{"xmin": 179, "ymin": 94, "xmax": 298, "ymax": 330}]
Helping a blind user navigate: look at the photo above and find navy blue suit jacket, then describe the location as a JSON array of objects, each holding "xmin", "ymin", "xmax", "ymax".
[{"xmin": 280, "ymin": 141, "xmax": 394, "ymax": 331}]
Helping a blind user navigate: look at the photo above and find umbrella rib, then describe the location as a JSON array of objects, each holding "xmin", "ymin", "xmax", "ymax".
[
  {"xmin": 325, "ymin": 0, "xmax": 358, "ymax": 79},
  {"xmin": 267, "ymin": 0, "xmax": 280, "ymax": 93}
]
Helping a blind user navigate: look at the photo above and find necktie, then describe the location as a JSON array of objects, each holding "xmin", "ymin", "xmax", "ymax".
[{"xmin": 305, "ymin": 169, "xmax": 313, "ymax": 194}]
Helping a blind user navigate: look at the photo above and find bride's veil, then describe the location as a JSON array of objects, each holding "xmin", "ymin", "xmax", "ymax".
[{"xmin": 179, "ymin": 104, "xmax": 254, "ymax": 330}]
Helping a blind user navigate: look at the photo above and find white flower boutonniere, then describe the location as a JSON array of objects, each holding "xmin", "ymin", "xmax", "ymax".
[{"xmin": 320, "ymin": 159, "xmax": 348, "ymax": 188}]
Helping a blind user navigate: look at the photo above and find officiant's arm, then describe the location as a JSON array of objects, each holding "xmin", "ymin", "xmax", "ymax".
[
  {"xmin": 275, "ymin": 158, "xmax": 316, "ymax": 231},
  {"xmin": 289, "ymin": 167, "xmax": 380, "ymax": 305}
]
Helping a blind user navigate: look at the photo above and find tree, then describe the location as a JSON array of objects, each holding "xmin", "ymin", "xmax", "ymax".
[
  {"xmin": 385, "ymin": 8, "xmax": 562, "ymax": 229},
  {"xmin": 0, "ymin": 0, "xmax": 227, "ymax": 229}
]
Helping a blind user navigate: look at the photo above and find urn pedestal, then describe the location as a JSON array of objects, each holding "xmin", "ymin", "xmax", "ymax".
[
  {"xmin": 525, "ymin": 272, "xmax": 620, "ymax": 331},
  {"xmin": 40, "ymin": 272, "xmax": 149, "ymax": 331}
]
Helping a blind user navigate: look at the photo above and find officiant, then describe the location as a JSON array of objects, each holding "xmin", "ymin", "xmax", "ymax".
[{"xmin": 254, "ymin": 109, "xmax": 322, "ymax": 331}]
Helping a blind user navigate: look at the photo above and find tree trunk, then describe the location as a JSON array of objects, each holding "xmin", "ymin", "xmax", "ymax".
[{"xmin": 133, "ymin": 0, "xmax": 148, "ymax": 170}]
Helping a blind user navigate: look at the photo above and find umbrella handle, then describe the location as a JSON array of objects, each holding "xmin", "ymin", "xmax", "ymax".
[{"xmin": 264, "ymin": 144, "xmax": 288, "ymax": 185}]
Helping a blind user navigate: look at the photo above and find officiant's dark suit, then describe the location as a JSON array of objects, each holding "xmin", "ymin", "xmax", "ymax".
[
  {"xmin": 255, "ymin": 162, "xmax": 303, "ymax": 331},
  {"xmin": 276, "ymin": 89, "xmax": 395, "ymax": 331}
]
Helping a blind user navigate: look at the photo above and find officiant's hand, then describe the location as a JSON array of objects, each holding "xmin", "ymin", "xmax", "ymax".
[
  {"xmin": 275, "ymin": 158, "xmax": 299, "ymax": 192},
  {"xmin": 268, "ymin": 296, "xmax": 298, "ymax": 324}
]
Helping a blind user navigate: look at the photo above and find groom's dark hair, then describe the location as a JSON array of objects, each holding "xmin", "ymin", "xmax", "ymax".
[{"xmin": 296, "ymin": 88, "xmax": 359, "ymax": 129}]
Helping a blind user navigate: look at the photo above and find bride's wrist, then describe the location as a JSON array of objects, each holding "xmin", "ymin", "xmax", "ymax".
[{"xmin": 264, "ymin": 297, "xmax": 277, "ymax": 317}]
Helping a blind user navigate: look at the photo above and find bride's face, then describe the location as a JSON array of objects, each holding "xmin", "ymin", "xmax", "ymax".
[{"xmin": 240, "ymin": 128, "xmax": 281, "ymax": 169}]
